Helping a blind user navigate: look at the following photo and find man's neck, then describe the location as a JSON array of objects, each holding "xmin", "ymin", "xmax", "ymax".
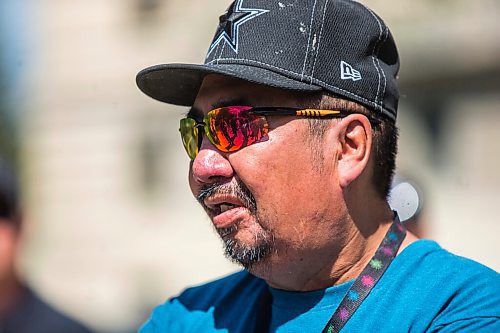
[
  {"xmin": 256, "ymin": 207, "xmax": 416, "ymax": 292},
  {"xmin": 328, "ymin": 220, "xmax": 393, "ymax": 286}
]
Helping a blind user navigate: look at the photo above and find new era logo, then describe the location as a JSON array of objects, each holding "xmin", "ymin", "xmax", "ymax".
[{"xmin": 340, "ymin": 61, "xmax": 362, "ymax": 81}]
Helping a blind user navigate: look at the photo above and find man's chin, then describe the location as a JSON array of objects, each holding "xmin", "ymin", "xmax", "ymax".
[{"xmin": 221, "ymin": 234, "xmax": 273, "ymax": 269}]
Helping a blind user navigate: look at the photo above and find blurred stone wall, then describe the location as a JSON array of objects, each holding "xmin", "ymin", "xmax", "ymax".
[{"xmin": 3, "ymin": 0, "xmax": 498, "ymax": 332}]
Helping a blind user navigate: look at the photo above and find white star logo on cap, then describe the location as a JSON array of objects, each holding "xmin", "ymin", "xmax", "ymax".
[{"xmin": 207, "ymin": 0, "xmax": 269, "ymax": 56}]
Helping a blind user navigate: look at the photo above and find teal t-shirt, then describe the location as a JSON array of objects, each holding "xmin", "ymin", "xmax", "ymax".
[{"xmin": 140, "ymin": 240, "xmax": 500, "ymax": 332}]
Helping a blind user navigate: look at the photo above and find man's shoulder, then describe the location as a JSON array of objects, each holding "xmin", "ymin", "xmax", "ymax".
[
  {"xmin": 177, "ymin": 270, "xmax": 266, "ymax": 308},
  {"xmin": 349, "ymin": 240, "xmax": 499, "ymax": 332},
  {"xmin": 394, "ymin": 239, "xmax": 499, "ymax": 298},
  {"xmin": 402, "ymin": 239, "xmax": 498, "ymax": 279},
  {"xmin": 140, "ymin": 271, "xmax": 267, "ymax": 332},
  {"xmin": 388, "ymin": 239, "xmax": 499, "ymax": 331}
]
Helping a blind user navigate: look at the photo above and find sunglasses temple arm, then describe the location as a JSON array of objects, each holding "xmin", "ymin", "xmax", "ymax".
[
  {"xmin": 248, "ymin": 108, "xmax": 297, "ymax": 116},
  {"xmin": 249, "ymin": 108, "xmax": 341, "ymax": 117},
  {"xmin": 295, "ymin": 109, "xmax": 341, "ymax": 117}
]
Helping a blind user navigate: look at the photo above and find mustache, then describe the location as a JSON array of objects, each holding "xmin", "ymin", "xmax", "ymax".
[{"xmin": 197, "ymin": 179, "xmax": 257, "ymax": 212}]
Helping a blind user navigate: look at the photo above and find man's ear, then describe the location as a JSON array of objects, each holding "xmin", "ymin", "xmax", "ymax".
[{"xmin": 336, "ymin": 114, "xmax": 372, "ymax": 189}]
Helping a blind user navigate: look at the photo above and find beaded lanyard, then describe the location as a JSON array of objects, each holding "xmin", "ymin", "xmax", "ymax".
[
  {"xmin": 321, "ymin": 215, "xmax": 407, "ymax": 333},
  {"xmin": 254, "ymin": 215, "xmax": 406, "ymax": 333}
]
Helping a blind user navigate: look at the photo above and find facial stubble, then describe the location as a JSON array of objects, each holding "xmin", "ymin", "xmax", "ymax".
[{"xmin": 197, "ymin": 179, "xmax": 274, "ymax": 268}]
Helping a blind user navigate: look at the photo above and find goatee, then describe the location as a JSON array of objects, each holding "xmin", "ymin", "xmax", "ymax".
[{"xmin": 197, "ymin": 179, "xmax": 274, "ymax": 267}]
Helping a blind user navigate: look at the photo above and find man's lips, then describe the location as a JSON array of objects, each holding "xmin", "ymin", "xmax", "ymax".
[
  {"xmin": 204, "ymin": 194, "xmax": 245, "ymax": 214},
  {"xmin": 212, "ymin": 206, "xmax": 250, "ymax": 229},
  {"xmin": 203, "ymin": 194, "xmax": 250, "ymax": 229}
]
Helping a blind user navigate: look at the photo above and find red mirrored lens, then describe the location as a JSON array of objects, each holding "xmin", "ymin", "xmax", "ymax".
[{"xmin": 205, "ymin": 106, "xmax": 269, "ymax": 152}]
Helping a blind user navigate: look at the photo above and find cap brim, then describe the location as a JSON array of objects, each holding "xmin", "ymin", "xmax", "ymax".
[{"xmin": 136, "ymin": 63, "xmax": 322, "ymax": 106}]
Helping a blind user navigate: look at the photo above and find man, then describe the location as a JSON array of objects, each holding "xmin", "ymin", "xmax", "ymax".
[
  {"xmin": 0, "ymin": 161, "xmax": 93, "ymax": 333},
  {"xmin": 136, "ymin": 0, "xmax": 499, "ymax": 331}
]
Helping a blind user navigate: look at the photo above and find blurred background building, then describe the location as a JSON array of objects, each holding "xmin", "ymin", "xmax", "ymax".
[{"xmin": 0, "ymin": 0, "xmax": 499, "ymax": 332}]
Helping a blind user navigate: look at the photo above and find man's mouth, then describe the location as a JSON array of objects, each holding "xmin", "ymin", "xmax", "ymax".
[
  {"xmin": 204, "ymin": 194, "xmax": 245, "ymax": 214},
  {"xmin": 197, "ymin": 180, "xmax": 257, "ymax": 230},
  {"xmin": 204, "ymin": 195, "xmax": 252, "ymax": 229},
  {"xmin": 220, "ymin": 203, "xmax": 238, "ymax": 214}
]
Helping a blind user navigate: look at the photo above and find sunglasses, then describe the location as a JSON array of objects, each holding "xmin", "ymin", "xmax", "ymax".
[{"xmin": 179, "ymin": 105, "xmax": 350, "ymax": 160}]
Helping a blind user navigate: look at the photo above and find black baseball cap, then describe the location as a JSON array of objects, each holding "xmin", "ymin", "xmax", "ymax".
[{"xmin": 136, "ymin": 0, "xmax": 400, "ymax": 121}]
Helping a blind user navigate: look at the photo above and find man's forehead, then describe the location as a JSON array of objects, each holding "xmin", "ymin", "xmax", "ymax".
[
  {"xmin": 190, "ymin": 74, "xmax": 317, "ymax": 115},
  {"xmin": 188, "ymin": 97, "xmax": 251, "ymax": 118}
]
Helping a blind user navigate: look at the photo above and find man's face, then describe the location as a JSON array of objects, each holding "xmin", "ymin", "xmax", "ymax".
[{"xmin": 188, "ymin": 75, "xmax": 346, "ymax": 276}]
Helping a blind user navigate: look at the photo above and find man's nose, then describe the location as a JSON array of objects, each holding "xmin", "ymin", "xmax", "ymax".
[{"xmin": 191, "ymin": 143, "xmax": 234, "ymax": 184}]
